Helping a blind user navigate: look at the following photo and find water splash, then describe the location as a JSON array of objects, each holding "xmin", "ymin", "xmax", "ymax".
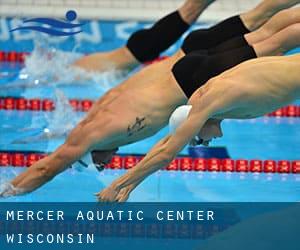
[
  {"xmin": 0, "ymin": 167, "xmax": 26, "ymax": 198},
  {"xmin": 3, "ymin": 35, "xmax": 127, "ymax": 92},
  {"xmin": 12, "ymin": 89, "xmax": 81, "ymax": 144},
  {"xmin": 20, "ymin": 35, "xmax": 83, "ymax": 84},
  {"xmin": 0, "ymin": 182, "xmax": 25, "ymax": 198},
  {"xmin": 43, "ymin": 89, "xmax": 81, "ymax": 137}
]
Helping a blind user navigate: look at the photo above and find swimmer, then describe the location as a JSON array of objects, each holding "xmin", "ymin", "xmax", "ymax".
[
  {"xmin": 209, "ymin": 6, "xmax": 300, "ymax": 54},
  {"xmin": 98, "ymin": 54, "xmax": 300, "ymax": 202},
  {"xmin": 20, "ymin": 1, "xmax": 300, "ymax": 143},
  {"xmin": 2, "ymin": 0, "xmax": 300, "ymax": 198},
  {"xmin": 73, "ymin": 0, "xmax": 300, "ymax": 73},
  {"xmin": 73, "ymin": 0, "xmax": 217, "ymax": 73}
]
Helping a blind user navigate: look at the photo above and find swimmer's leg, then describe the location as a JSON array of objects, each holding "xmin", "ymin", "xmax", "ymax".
[
  {"xmin": 73, "ymin": 0, "xmax": 215, "ymax": 73},
  {"xmin": 205, "ymin": 4, "xmax": 300, "ymax": 55},
  {"xmin": 253, "ymin": 23, "xmax": 300, "ymax": 57},
  {"xmin": 240, "ymin": 0, "xmax": 300, "ymax": 31},
  {"xmin": 245, "ymin": 7, "xmax": 300, "ymax": 45},
  {"xmin": 181, "ymin": 0, "xmax": 300, "ymax": 54}
]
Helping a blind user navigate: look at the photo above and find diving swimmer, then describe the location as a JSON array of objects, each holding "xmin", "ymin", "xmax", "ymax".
[
  {"xmin": 2, "ymin": 0, "xmax": 300, "ymax": 197},
  {"xmin": 98, "ymin": 54, "xmax": 300, "ymax": 202}
]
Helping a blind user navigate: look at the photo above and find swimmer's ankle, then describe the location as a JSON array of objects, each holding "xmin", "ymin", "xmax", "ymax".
[{"xmin": 179, "ymin": 0, "xmax": 215, "ymax": 24}]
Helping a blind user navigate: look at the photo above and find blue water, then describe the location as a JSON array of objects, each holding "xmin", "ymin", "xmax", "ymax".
[{"xmin": 0, "ymin": 22, "xmax": 300, "ymax": 202}]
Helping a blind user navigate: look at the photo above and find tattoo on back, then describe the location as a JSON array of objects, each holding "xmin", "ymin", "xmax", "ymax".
[{"xmin": 127, "ymin": 117, "xmax": 146, "ymax": 136}]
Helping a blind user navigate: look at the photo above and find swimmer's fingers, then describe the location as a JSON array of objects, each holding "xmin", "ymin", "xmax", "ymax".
[
  {"xmin": 0, "ymin": 183, "xmax": 18, "ymax": 198},
  {"xmin": 95, "ymin": 186, "xmax": 119, "ymax": 202},
  {"xmin": 116, "ymin": 188, "xmax": 131, "ymax": 202}
]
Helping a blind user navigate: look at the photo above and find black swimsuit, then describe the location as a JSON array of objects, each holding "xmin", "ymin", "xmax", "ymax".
[
  {"xmin": 171, "ymin": 14, "xmax": 256, "ymax": 98},
  {"xmin": 172, "ymin": 45, "xmax": 257, "ymax": 98}
]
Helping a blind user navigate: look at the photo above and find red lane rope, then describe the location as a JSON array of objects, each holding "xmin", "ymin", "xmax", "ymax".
[
  {"xmin": 0, "ymin": 51, "xmax": 28, "ymax": 63},
  {"xmin": 1, "ymin": 50, "xmax": 299, "ymax": 117},
  {"xmin": 0, "ymin": 97, "xmax": 300, "ymax": 117},
  {"xmin": 0, "ymin": 51, "xmax": 167, "ymax": 64},
  {"xmin": 0, "ymin": 151, "xmax": 299, "ymax": 174}
]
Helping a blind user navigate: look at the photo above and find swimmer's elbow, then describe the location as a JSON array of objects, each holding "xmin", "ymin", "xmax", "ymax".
[
  {"xmin": 36, "ymin": 165, "xmax": 56, "ymax": 181},
  {"xmin": 38, "ymin": 145, "xmax": 80, "ymax": 179}
]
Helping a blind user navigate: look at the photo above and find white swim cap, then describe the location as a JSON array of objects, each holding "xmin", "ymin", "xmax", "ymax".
[{"xmin": 169, "ymin": 105, "xmax": 192, "ymax": 134}]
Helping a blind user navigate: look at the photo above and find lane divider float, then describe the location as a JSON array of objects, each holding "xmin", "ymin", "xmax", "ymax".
[
  {"xmin": 0, "ymin": 151, "xmax": 299, "ymax": 174},
  {"xmin": 0, "ymin": 97, "xmax": 299, "ymax": 117}
]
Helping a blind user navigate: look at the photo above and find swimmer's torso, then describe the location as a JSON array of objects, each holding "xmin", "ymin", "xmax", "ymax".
[
  {"xmin": 211, "ymin": 55, "xmax": 300, "ymax": 119},
  {"xmin": 90, "ymin": 50, "xmax": 187, "ymax": 149}
]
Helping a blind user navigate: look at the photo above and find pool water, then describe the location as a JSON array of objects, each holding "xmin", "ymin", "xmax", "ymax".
[{"xmin": 0, "ymin": 21, "xmax": 300, "ymax": 202}]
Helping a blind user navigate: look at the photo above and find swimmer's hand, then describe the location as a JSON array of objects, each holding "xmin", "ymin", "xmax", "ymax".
[
  {"xmin": 0, "ymin": 183, "xmax": 19, "ymax": 198},
  {"xmin": 96, "ymin": 184, "xmax": 134, "ymax": 202},
  {"xmin": 115, "ymin": 186, "xmax": 132, "ymax": 202},
  {"xmin": 95, "ymin": 185, "xmax": 120, "ymax": 202}
]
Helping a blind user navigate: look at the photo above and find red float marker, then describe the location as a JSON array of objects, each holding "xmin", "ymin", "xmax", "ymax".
[
  {"xmin": 292, "ymin": 161, "xmax": 300, "ymax": 174},
  {"xmin": 0, "ymin": 153, "xmax": 11, "ymax": 166},
  {"xmin": 193, "ymin": 158, "xmax": 207, "ymax": 171},
  {"xmin": 3, "ymin": 98, "xmax": 15, "ymax": 110},
  {"xmin": 11, "ymin": 153, "xmax": 25, "ymax": 167},
  {"xmin": 69, "ymin": 99, "xmax": 80, "ymax": 111},
  {"xmin": 108, "ymin": 156, "xmax": 123, "ymax": 169},
  {"xmin": 263, "ymin": 160, "xmax": 276, "ymax": 173},
  {"xmin": 16, "ymin": 98, "xmax": 28, "ymax": 110},
  {"xmin": 207, "ymin": 158, "xmax": 221, "ymax": 172},
  {"xmin": 222, "ymin": 159, "xmax": 235, "ymax": 172},
  {"xmin": 286, "ymin": 105, "xmax": 298, "ymax": 117},
  {"xmin": 278, "ymin": 161, "xmax": 291, "ymax": 174},
  {"xmin": 180, "ymin": 157, "xmax": 193, "ymax": 171},
  {"xmin": 26, "ymin": 154, "xmax": 40, "ymax": 167},
  {"xmin": 8, "ymin": 51, "xmax": 18, "ymax": 62},
  {"xmin": 273, "ymin": 108, "xmax": 285, "ymax": 117},
  {"xmin": 81, "ymin": 100, "xmax": 93, "ymax": 112},
  {"xmin": 236, "ymin": 160, "xmax": 249, "ymax": 172},
  {"xmin": 124, "ymin": 156, "xmax": 138, "ymax": 169},
  {"xmin": 250, "ymin": 160, "xmax": 263, "ymax": 173},
  {"xmin": 42, "ymin": 99, "xmax": 55, "ymax": 111},
  {"xmin": 0, "ymin": 51, "xmax": 5, "ymax": 61},
  {"xmin": 166, "ymin": 159, "xmax": 179, "ymax": 171},
  {"xmin": 29, "ymin": 99, "xmax": 41, "ymax": 111}
]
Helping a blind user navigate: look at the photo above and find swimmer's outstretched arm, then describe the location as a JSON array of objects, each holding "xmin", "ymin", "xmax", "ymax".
[
  {"xmin": 0, "ymin": 141, "xmax": 88, "ymax": 197},
  {"xmin": 0, "ymin": 108, "xmax": 111, "ymax": 197},
  {"xmin": 97, "ymin": 90, "xmax": 224, "ymax": 202}
]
